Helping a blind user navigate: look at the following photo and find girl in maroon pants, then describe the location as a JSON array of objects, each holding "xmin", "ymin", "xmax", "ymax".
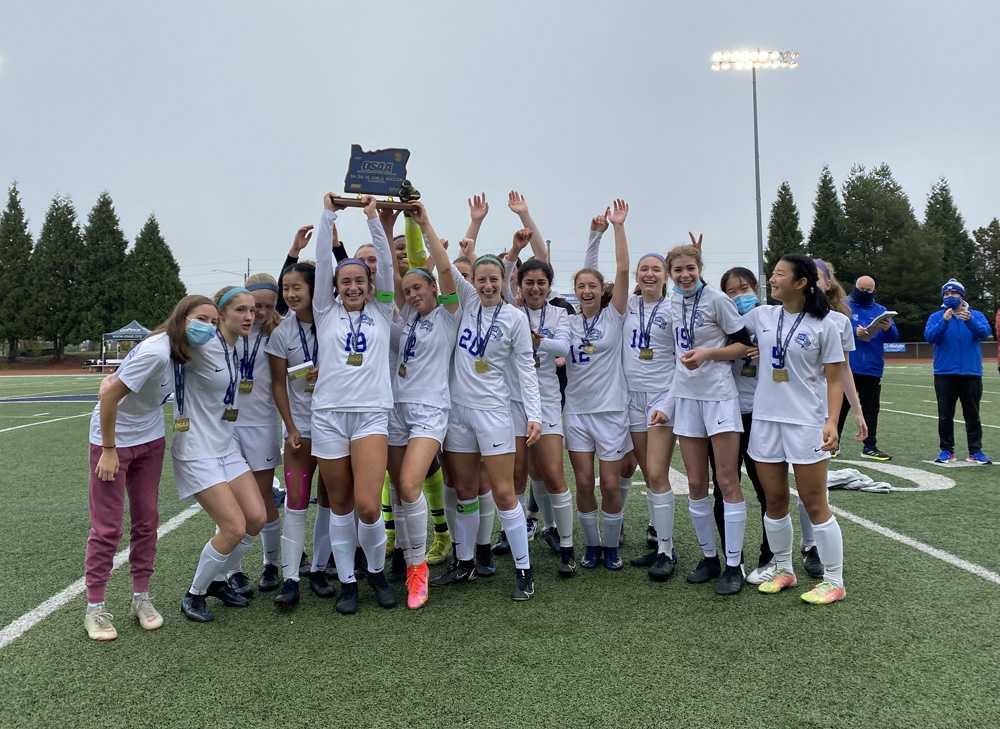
[{"xmin": 84, "ymin": 295, "xmax": 218, "ymax": 640}]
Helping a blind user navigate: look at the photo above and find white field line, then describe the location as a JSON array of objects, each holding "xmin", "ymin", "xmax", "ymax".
[
  {"xmin": 883, "ymin": 407, "xmax": 1000, "ymax": 430},
  {"xmin": 0, "ymin": 413, "xmax": 90, "ymax": 433},
  {"xmin": 0, "ymin": 374, "xmax": 103, "ymax": 379},
  {"xmin": 0, "ymin": 505, "xmax": 203, "ymax": 650},
  {"xmin": 886, "ymin": 381, "xmax": 1000, "ymax": 396},
  {"xmin": 0, "ymin": 400, "xmax": 96, "ymax": 406}
]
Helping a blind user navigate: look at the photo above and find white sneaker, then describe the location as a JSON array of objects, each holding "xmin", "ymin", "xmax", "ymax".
[
  {"xmin": 84, "ymin": 606, "xmax": 118, "ymax": 641},
  {"xmin": 130, "ymin": 593, "xmax": 164, "ymax": 631},
  {"xmin": 746, "ymin": 562, "xmax": 778, "ymax": 585}
]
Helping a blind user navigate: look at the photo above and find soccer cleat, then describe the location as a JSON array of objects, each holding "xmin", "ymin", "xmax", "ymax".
[
  {"xmin": 525, "ymin": 517, "xmax": 539, "ymax": 541},
  {"xmin": 405, "ymin": 562, "xmax": 430, "ymax": 609},
  {"xmin": 935, "ymin": 450, "xmax": 957, "ymax": 464},
  {"xmin": 130, "ymin": 593, "xmax": 163, "ymax": 631},
  {"xmin": 180, "ymin": 592, "xmax": 213, "ymax": 622},
  {"xmin": 512, "ymin": 567, "xmax": 535, "ymax": 601},
  {"xmin": 476, "ymin": 543, "xmax": 497, "ymax": 576},
  {"xmin": 830, "ymin": 447, "xmax": 840, "ymax": 458},
  {"xmin": 558, "ymin": 547, "xmax": 577, "ymax": 578},
  {"xmin": 335, "ymin": 581, "xmax": 358, "ymax": 615},
  {"xmin": 426, "ymin": 532, "xmax": 452, "ymax": 565},
  {"xmin": 541, "ymin": 527, "xmax": 561, "ymax": 555},
  {"xmin": 629, "ymin": 550, "xmax": 658, "ymax": 568},
  {"xmin": 603, "ymin": 547, "xmax": 624, "ymax": 571},
  {"xmin": 273, "ymin": 578, "xmax": 300, "ymax": 609},
  {"xmin": 800, "ymin": 581, "xmax": 846, "ymax": 605},
  {"xmin": 354, "ymin": 547, "xmax": 369, "ymax": 579},
  {"xmin": 388, "ymin": 548, "xmax": 406, "ymax": 583},
  {"xmin": 84, "ymin": 606, "xmax": 118, "ymax": 641},
  {"xmin": 646, "ymin": 524, "xmax": 658, "ymax": 548},
  {"xmin": 257, "ymin": 563, "xmax": 280, "ymax": 592},
  {"xmin": 325, "ymin": 554, "xmax": 337, "ymax": 578},
  {"xmin": 491, "ymin": 531, "xmax": 511, "ymax": 556},
  {"xmin": 758, "ymin": 569, "xmax": 798, "ymax": 594},
  {"xmin": 430, "ymin": 559, "xmax": 477, "ymax": 586},
  {"xmin": 307, "ymin": 570, "xmax": 336, "ymax": 598},
  {"xmin": 299, "ymin": 552, "xmax": 310, "ymax": 572},
  {"xmin": 861, "ymin": 448, "xmax": 892, "ymax": 461},
  {"xmin": 206, "ymin": 579, "xmax": 250, "ymax": 608},
  {"xmin": 746, "ymin": 561, "xmax": 777, "ymax": 585},
  {"xmin": 580, "ymin": 545, "xmax": 602, "ymax": 569},
  {"xmin": 648, "ymin": 550, "xmax": 678, "ymax": 582},
  {"xmin": 368, "ymin": 570, "xmax": 397, "ymax": 609},
  {"xmin": 802, "ymin": 546, "xmax": 824, "ymax": 579},
  {"xmin": 227, "ymin": 571, "xmax": 253, "ymax": 597},
  {"xmin": 686, "ymin": 555, "xmax": 721, "ymax": 584},
  {"xmin": 967, "ymin": 450, "xmax": 993, "ymax": 465},
  {"xmin": 715, "ymin": 564, "xmax": 745, "ymax": 595}
]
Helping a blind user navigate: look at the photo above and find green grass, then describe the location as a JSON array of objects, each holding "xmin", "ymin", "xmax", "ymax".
[{"xmin": 1, "ymin": 367, "xmax": 999, "ymax": 729}]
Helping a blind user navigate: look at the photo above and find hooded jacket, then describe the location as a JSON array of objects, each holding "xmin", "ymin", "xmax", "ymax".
[{"xmin": 924, "ymin": 305, "xmax": 991, "ymax": 376}]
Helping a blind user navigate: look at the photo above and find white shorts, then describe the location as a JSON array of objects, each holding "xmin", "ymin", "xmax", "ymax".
[
  {"xmin": 233, "ymin": 423, "xmax": 282, "ymax": 472},
  {"xmin": 444, "ymin": 403, "xmax": 515, "ymax": 456},
  {"xmin": 388, "ymin": 402, "xmax": 449, "ymax": 447},
  {"xmin": 173, "ymin": 451, "xmax": 251, "ymax": 501},
  {"xmin": 628, "ymin": 390, "xmax": 671, "ymax": 433},
  {"xmin": 311, "ymin": 409, "xmax": 389, "ymax": 459},
  {"xmin": 510, "ymin": 400, "xmax": 563, "ymax": 438},
  {"xmin": 748, "ymin": 419, "xmax": 830, "ymax": 465},
  {"xmin": 564, "ymin": 411, "xmax": 633, "ymax": 461},
  {"xmin": 672, "ymin": 397, "xmax": 744, "ymax": 438}
]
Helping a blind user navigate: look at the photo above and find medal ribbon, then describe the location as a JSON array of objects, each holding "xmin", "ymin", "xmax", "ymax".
[
  {"xmin": 475, "ymin": 302, "xmax": 503, "ymax": 359},
  {"xmin": 639, "ymin": 297, "xmax": 662, "ymax": 349},
  {"xmin": 773, "ymin": 308, "xmax": 806, "ymax": 368},
  {"xmin": 216, "ymin": 330, "xmax": 239, "ymax": 406}
]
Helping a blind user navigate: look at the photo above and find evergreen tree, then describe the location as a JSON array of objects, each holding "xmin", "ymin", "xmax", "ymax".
[
  {"xmin": 971, "ymin": 219, "xmax": 1000, "ymax": 324},
  {"xmin": 764, "ymin": 181, "xmax": 805, "ymax": 278},
  {"xmin": 123, "ymin": 214, "xmax": 186, "ymax": 327},
  {"xmin": 924, "ymin": 179, "xmax": 977, "ymax": 307},
  {"xmin": 0, "ymin": 183, "xmax": 34, "ymax": 361},
  {"xmin": 79, "ymin": 192, "xmax": 129, "ymax": 340},
  {"xmin": 806, "ymin": 166, "xmax": 846, "ymax": 268},
  {"xmin": 32, "ymin": 196, "xmax": 85, "ymax": 360}
]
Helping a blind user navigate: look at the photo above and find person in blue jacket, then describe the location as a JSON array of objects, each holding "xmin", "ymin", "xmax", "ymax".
[
  {"xmin": 924, "ymin": 278, "xmax": 992, "ymax": 464},
  {"xmin": 837, "ymin": 275, "xmax": 899, "ymax": 460}
]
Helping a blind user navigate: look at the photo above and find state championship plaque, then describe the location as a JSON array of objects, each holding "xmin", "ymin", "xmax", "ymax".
[{"xmin": 331, "ymin": 145, "xmax": 421, "ymax": 211}]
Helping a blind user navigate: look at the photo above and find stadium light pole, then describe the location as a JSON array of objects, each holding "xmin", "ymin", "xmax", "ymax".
[{"xmin": 711, "ymin": 48, "xmax": 799, "ymax": 300}]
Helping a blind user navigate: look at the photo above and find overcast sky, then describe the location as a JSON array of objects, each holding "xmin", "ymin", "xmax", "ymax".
[{"xmin": 3, "ymin": 1, "xmax": 999, "ymax": 297}]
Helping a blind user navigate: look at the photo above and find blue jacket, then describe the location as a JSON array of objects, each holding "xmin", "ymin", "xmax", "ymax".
[
  {"xmin": 924, "ymin": 307, "xmax": 991, "ymax": 376},
  {"xmin": 848, "ymin": 299, "xmax": 899, "ymax": 377}
]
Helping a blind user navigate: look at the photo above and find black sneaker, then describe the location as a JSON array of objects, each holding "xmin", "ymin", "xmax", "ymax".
[
  {"xmin": 492, "ymin": 531, "xmax": 511, "ymax": 556},
  {"xmin": 325, "ymin": 554, "xmax": 337, "ymax": 578},
  {"xmin": 686, "ymin": 555, "xmax": 721, "ymax": 584},
  {"xmin": 227, "ymin": 571, "xmax": 254, "ymax": 597},
  {"xmin": 367, "ymin": 570, "xmax": 397, "ymax": 609},
  {"xmin": 257, "ymin": 563, "xmax": 280, "ymax": 592},
  {"xmin": 476, "ymin": 543, "xmax": 497, "ymax": 576},
  {"xmin": 206, "ymin": 579, "xmax": 250, "ymax": 607},
  {"xmin": 630, "ymin": 550, "xmax": 658, "ymax": 568},
  {"xmin": 512, "ymin": 567, "xmax": 535, "ymax": 601},
  {"xmin": 646, "ymin": 524, "xmax": 658, "ymax": 548},
  {"xmin": 715, "ymin": 564, "xmax": 744, "ymax": 595},
  {"xmin": 388, "ymin": 549, "xmax": 406, "ymax": 583},
  {"xmin": 580, "ymin": 545, "xmax": 602, "ymax": 569},
  {"xmin": 299, "ymin": 552, "xmax": 310, "ymax": 572},
  {"xmin": 558, "ymin": 547, "xmax": 577, "ymax": 578},
  {"xmin": 541, "ymin": 527, "xmax": 560, "ymax": 555},
  {"xmin": 430, "ymin": 559, "xmax": 477, "ymax": 586},
  {"xmin": 273, "ymin": 578, "xmax": 300, "ymax": 609},
  {"xmin": 802, "ymin": 546, "xmax": 824, "ymax": 578},
  {"xmin": 335, "ymin": 581, "xmax": 358, "ymax": 615},
  {"xmin": 307, "ymin": 570, "xmax": 336, "ymax": 599},
  {"xmin": 648, "ymin": 550, "xmax": 678, "ymax": 582},
  {"xmin": 862, "ymin": 447, "xmax": 892, "ymax": 462},
  {"xmin": 603, "ymin": 547, "xmax": 624, "ymax": 571},
  {"xmin": 354, "ymin": 547, "xmax": 369, "ymax": 579},
  {"xmin": 180, "ymin": 592, "xmax": 213, "ymax": 622}
]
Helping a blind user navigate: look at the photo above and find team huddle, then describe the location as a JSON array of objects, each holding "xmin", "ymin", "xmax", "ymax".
[{"xmin": 82, "ymin": 190, "xmax": 862, "ymax": 641}]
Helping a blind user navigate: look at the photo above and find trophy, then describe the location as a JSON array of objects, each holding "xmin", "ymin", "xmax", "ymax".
[{"xmin": 330, "ymin": 145, "xmax": 421, "ymax": 212}]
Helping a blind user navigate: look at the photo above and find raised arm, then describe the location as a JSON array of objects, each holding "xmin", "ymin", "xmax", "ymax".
[
  {"xmin": 277, "ymin": 224, "xmax": 314, "ymax": 315},
  {"xmin": 503, "ymin": 228, "xmax": 533, "ymax": 304},
  {"xmin": 464, "ymin": 193, "xmax": 489, "ymax": 244},
  {"xmin": 609, "ymin": 199, "xmax": 630, "ymax": 315},
  {"xmin": 360, "ymin": 196, "xmax": 394, "ymax": 304},
  {"xmin": 585, "ymin": 207, "xmax": 609, "ymax": 269},
  {"xmin": 316, "ymin": 194, "xmax": 341, "ymax": 314},
  {"xmin": 508, "ymin": 190, "xmax": 548, "ymax": 261},
  {"xmin": 411, "ymin": 202, "xmax": 459, "ymax": 314}
]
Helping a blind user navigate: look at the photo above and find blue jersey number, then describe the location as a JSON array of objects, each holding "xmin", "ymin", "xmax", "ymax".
[
  {"xmin": 569, "ymin": 343, "xmax": 591, "ymax": 364},
  {"xmin": 345, "ymin": 332, "xmax": 367, "ymax": 353},
  {"xmin": 458, "ymin": 328, "xmax": 484, "ymax": 357},
  {"xmin": 674, "ymin": 326, "xmax": 691, "ymax": 351}
]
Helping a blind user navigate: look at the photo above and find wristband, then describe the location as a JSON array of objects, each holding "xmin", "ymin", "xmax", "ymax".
[
  {"xmin": 437, "ymin": 292, "xmax": 459, "ymax": 305},
  {"xmin": 101, "ymin": 445, "xmax": 115, "ymax": 450},
  {"xmin": 375, "ymin": 290, "xmax": 395, "ymax": 304}
]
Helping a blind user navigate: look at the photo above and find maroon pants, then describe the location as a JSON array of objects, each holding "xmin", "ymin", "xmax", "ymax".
[{"xmin": 85, "ymin": 438, "xmax": 165, "ymax": 603}]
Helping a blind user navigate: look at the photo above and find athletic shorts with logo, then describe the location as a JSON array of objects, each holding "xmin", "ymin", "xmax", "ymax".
[
  {"xmin": 747, "ymin": 419, "xmax": 830, "ymax": 465},
  {"xmin": 671, "ymin": 396, "xmax": 744, "ymax": 438},
  {"xmin": 233, "ymin": 423, "xmax": 282, "ymax": 471},
  {"xmin": 563, "ymin": 411, "xmax": 633, "ymax": 461},
  {"xmin": 511, "ymin": 399, "xmax": 563, "ymax": 438},
  {"xmin": 173, "ymin": 451, "xmax": 251, "ymax": 500},
  {"xmin": 627, "ymin": 390, "xmax": 672, "ymax": 433},
  {"xmin": 445, "ymin": 403, "xmax": 515, "ymax": 456},
  {"xmin": 388, "ymin": 402, "xmax": 449, "ymax": 447},
  {"xmin": 311, "ymin": 409, "xmax": 389, "ymax": 459}
]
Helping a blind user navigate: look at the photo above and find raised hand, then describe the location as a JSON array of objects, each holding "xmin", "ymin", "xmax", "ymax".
[
  {"xmin": 323, "ymin": 192, "xmax": 341, "ymax": 212},
  {"xmin": 591, "ymin": 207, "xmax": 610, "ymax": 232},
  {"xmin": 459, "ymin": 238, "xmax": 475, "ymax": 258},
  {"xmin": 468, "ymin": 193, "xmax": 489, "ymax": 222},
  {"xmin": 292, "ymin": 224, "xmax": 314, "ymax": 254},
  {"xmin": 361, "ymin": 195, "xmax": 378, "ymax": 220},
  {"xmin": 379, "ymin": 206, "xmax": 401, "ymax": 232},
  {"xmin": 511, "ymin": 227, "xmax": 532, "ymax": 254},
  {"xmin": 409, "ymin": 200, "xmax": 429, "ymax": 228},
  {"xmin": 508, "ymin": 190, "xmax": 529, "ymax": 217},
  {"xmin": 609, "ymin": 198, "xmax": 629, "ymax": 226},
  {"xmin": 688, "ymin": 231, "xmax": 703, "ymax": 250}
]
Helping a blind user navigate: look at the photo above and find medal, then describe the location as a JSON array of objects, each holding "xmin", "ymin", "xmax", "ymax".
[
  {"xmin": 580, "ymin": 310, "xmax": 600, "ymax": 356},
  {"xmin": 223, "ymin": 407, "xmax": 239, "ymax": 422},
  {"xmin": 217, "ymin": 330, "xmax": 240, "ymax": 419},
  {"xmin": 239, "ymin": 330, "xmax": 264, "ymax": 396},
  {"xmin": 475, "ymin": 358, "xmax": 489, "ymax": 374},
  {"xmin": 473, "ymin": 302, "xmax": 503, "ymax": 373},
  {"xmin": 347, "ymin": 352, "xmax": 363, "ymax": 366},
  {"xmin": 741, "ymin": 364, "xmax": 758, "ymax": 377},
  {"xmin": 680, "ymin": 287, "xmax": 704, "ymax": 351},
  {"xmin": 529, "ymin": 305, "xmax": 546, "ymax": 366},
  {"xmin": 638, "ymin": 297, "xmax": 662, "ymax": 361},
  {"xmin": 239, "ymin": 380, "xmax": 253, "ymax": 394},
  {"xmin": 772, "ymin": 369, "xmax": 789, "ymax": 383},
  {"xmin": 770, "ymin": 308, "xmax": 806, "ymax": 386},
  {"xmin": 345, "ymin": 308, "xmax": 366, "ymax": 368},
  {"xmin": 581, "ymin": 342, "xmax": 596, "ymax": 355},
  {"xmin": 398, "ymin": 363, "xmax": 407, "ymax": 378},
  {"xmin": 173, "ymin": 417, "xmax": 190, "ymax": 432},
  {"xmin": 639, "ymin": 348, "xmax": 654, "ymax": 360}
]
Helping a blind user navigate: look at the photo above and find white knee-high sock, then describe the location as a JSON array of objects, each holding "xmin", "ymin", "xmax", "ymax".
[
  {"xmin": 723, "ymin": 500, "xmax": 747, "ymax": 567},
  {"xmin": 763, "ymin": 513, "xmax": 794, "ymax": 571},
  {"xmin": 798, "ymin": 497, "xmax": 815, "ymax": 549},
  {"xmin": 329, "ymin": 511, "xmax": 357, "ymax": 584},
  {"xmin": 217, "ymin": 535, "xmax": 254, "ymax": 580},
  {"xmin": 281, "ymin": 507, "xmax": 307, "ymax": 581},
  {"xmin": 391, "ymin": 486, "xmax": 410, "ymax": 557},
  {"xmin": 688, "ymin": 496, "xmax": 718, "ymax": 558},
  {"xmin": 310, "ymin": 506, "xmax": 332, "ymax": 573},
  {"xmin": 619, "ymin": 476, "xmax": 631, "ymax": 510},
  {"xmin": 443, "ymin": 483, "xmax": 459, "ymax": 537},
  {"xmin": 477, "ymin": 492, "xmax": 496, "ymax": 545},
  {"xmin": 401, "ymin": 493, "xmax": 428, "ymax": 567},
  {"xmin": 550, "ymin": 489, "xmax": 574, "ymax": 548},
  {"xmin": 357, "ymin": 518, "xmax": 387, "ymax": 574},
  {"xmin": 498, "ymin": 503, "xmax": 531, "ymax": 569},
  {"xmin": 578, "ymin": 510, "xmax": 599, "ymax": 547},
  {"xmin": 600, "ymin": 510, "xmax": 623, "ymax": 549},
  {"xmin": 812, "ymin": 516, "xmax": 844, "ymax": 587},
  {"xmin": 532, "ymin": 479, "xmax": 554, "ymax": 528},
  {"xmin": 260, "ymin": 518, "xmax": 281, "ymax": 566},
  {"xmin": 455, "ymin": 498, "xmax": 479, "ymax": 562},
  {"xmin": 189, "ymin": 541, "xmax": 227, "ymax": 595},
  {"xmin": 647, "ymin": 490, "xmax": 675, "ymax": 555}
]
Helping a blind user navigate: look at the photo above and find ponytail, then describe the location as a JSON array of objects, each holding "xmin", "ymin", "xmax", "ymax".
[{"xmin": 780, "ymin": 255, "xmax": 830, "ymax": 319}]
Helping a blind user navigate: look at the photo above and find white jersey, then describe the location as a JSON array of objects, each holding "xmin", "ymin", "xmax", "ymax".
[
  {"xmin": 449, "ymin": 264, "xmax": 541, "ymax": 423},
  {"xmin": 89, "ymin": 332, "xmax": 172, "ymax": 447},
  {"xmin": 622, "ymin": 294, "xmax": 675, "ymax": 393},
  {"xmin": 264, "ymin": 311, "xmax": 317, "ymax": 433},
  {"xmin": 235, "ymin": 323, "xmax": 276, "ymax": 426},
  {"xmin": 524, "ymin": 302, "xmax": 571, "ymax": 410},
  {"xmin": 742, "ymin": 305, "xmax": 845, "ymax": 427},
  {"xmin": 311, "ymin": 211, "xmax": 394, "ymax": 413},
  {"xmin": 669, "ymin": 285, "xmax": 743, "ymax": 401},
  {"xmin": 171, "ymin": 332, "xmax": 242, "ymax": 461},
  {"xmin": 564, "ymin": 305, "xmax": 628, "ymax": 414},
  {"xmin": 827, "ymin": 310, "xmax": 856, "ymax": 353},
  {"xmin": 393, "ymin": 302, "xmax": 461, "ymax": 407}
]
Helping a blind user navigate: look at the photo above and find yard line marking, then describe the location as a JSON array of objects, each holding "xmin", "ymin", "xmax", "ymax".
[
  {"xmin": 0, "ymin": 505, "xmax": 203, "ymax": 650},
  {"xmin": 0, "ymin": 413, "xmax": 90, "ymax": 433},
  {"xmin": 883, "ymin": 407, "xmax": 1000, "ymax": 430},
  {"xmin": 0, "ymin": 400, "xmax": 97, "ymax": 406},
  {"xmin": 886, "ymin": 382, "xmax": 1000, "ymax": 396},
  {"xmin": 32, "ymin": 412, "xmax": 50, "ymax": 417}
]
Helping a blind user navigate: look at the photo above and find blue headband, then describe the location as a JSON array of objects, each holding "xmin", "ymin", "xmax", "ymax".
[
  {"xmin": 639, "ymin": 253, "xmax": 666, "ymax": 264},
  {"xmin": 247, "ymin": 282, "xmax": 279, "ymax": 293},
  {"xmin": 336, "ymin": 258, "xmax": 371, "ymax": 275},
  {"xmin": 218, "ymin": 287, "xmax": 251, "ymax": 308},
  {"xmin": 403, "ymin": 267, "xmax": 436, "ymax": 284}
]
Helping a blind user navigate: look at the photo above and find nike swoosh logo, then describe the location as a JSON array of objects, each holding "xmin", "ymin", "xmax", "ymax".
[
  {"xmin": 761, "ymin": 328, "xmax": 770, "ymax": 332},
  {"xmin": 214, "ymin": 367, "xmax": 224, "ymax": 372},
  {"xmin": 160, "ymin": 382, "xmax": 169, "ymax": 388},
  {"xmin": 717, "ymin": 419, "xmax": 726, "ymax": 424},
  {"xmin": 492, "ymin": 442, "xmax": 505, "ymax": 448},
  {"xmin": 265, "ymin": 457, "xmax": 274, "ymax": 462},
  {"xmin": 616, "ymin": 448, "xmax": 623, "ymax": 453},
  {"xmin": 546, "ymin": 423, "xmax": 558, "ymax": 428}
]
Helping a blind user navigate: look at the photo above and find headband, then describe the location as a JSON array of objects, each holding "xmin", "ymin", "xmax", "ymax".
[
  {"xmin": 246, "ymin": 282, "xmax": 279, "ymax": 293},
  {"xmin": 638, "ymin": 253, "xmax": 666, "ymax": 264},
  {"xmin": 403, "ymin": 267, "xmax": 436, "ymax": 284},
  {"xmin": 474, "ymin": 254, "xmax": 505, "ymax": 269},
  {"xmin": 336, "ymin": 258, "xmax": 372, "ymax": 275},
  {"xmin": 218, "ymin": 287, "xmax": 251, "ymax": 309},
  {"xmin": 813, "ymin": 259, "xmax": 830, "ymax": 278}
]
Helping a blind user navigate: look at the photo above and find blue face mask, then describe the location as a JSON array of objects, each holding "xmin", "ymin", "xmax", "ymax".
[
  {"xmin": 733, "ymin": 293, "xmax": 758, "ymax": 315},
  {"xmin": 852, "ymin": 290, "xmax": 875, "ymax": 306},
  {"xmin": 185, "ymin": 319, "xmax": 216, "ymax": 346},
  {"xmin": 943, "ymin": 295, "xmax": 962, "ymax": 310},
  {"xmin": 677, "ymin": 279, "xmax": 704, "ymax": 296}
]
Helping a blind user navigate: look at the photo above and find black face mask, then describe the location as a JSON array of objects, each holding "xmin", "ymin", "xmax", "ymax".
[{"xmin": 852, "ymin": 290, "xmax": 875, "ymax": 305}]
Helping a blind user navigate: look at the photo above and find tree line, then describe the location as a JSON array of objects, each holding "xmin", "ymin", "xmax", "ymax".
[
  {"xmin": 764, "ymin": 164, "xmax": 1000, "ymax": 341},
  {"xmin": 0, "ymin": 184, "xmax": 186, "ymax": 361}
]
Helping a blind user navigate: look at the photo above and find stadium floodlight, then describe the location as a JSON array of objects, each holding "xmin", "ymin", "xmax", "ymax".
[{"xmin": 710, "ymin": 48, "xmax": 800, "ymax": 300}]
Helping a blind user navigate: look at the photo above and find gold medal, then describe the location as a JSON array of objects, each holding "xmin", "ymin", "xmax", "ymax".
[
  {"xmin": 305, "ymin": 382, "xmax": 315, "ymax": 393},
  {"xmin": 398, "ymin": 363, "xmax": 407, "ymax": 378},
  {"xmin": 474, "ymin": 358, "xmax": 489, "ymax": 374},
  {"xmin": 639, "ymin": 348, "xmax": 654, "ymax": 361},
  {"xmin": 581, "ymin": 343, "xmax": 595, "ymax": 355},
  {"xmin": 223, "ymin": 407, "xmax": 240, "ymax": 422},
  {"xmin": 772, "ymin": 368, "xmax": 789, "ymax": 383},
  {"xmin": 741, "ymin": 364, "xmax": 758, "ymax": 378},
  {"xmin": 173, "ymin": 417, "xmax": 190, "ymax": 432},
  {"xmin": 347, "ymin": 352, "xmax": 363, "ymax": 366},
  {"xmin": 239, "ymin": 380, "xmax": 253, "ymax": 394}
]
